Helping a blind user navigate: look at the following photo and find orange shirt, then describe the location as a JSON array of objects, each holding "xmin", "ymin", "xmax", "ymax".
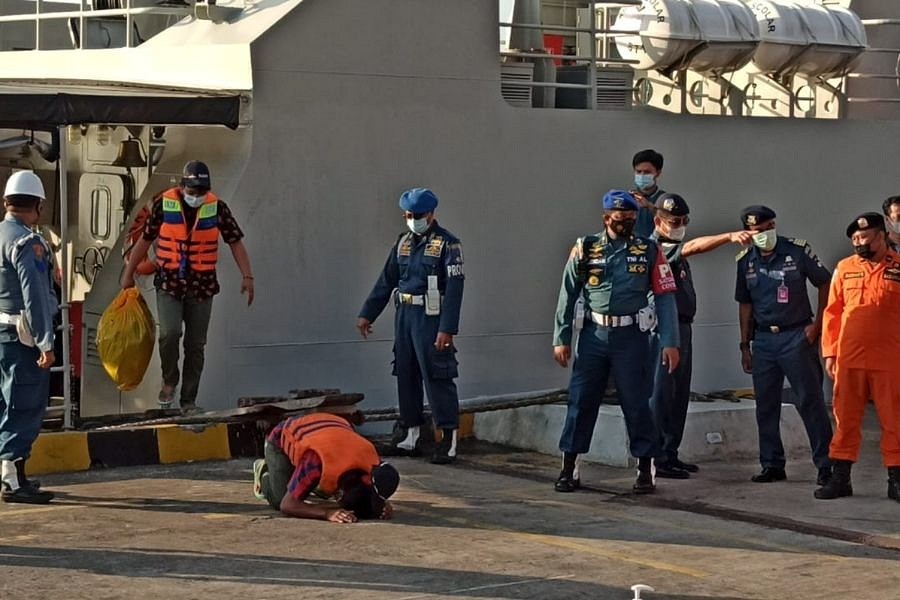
[{"xmin": 822, "ymin": 250, "xmax": 900, "ymax": 370}]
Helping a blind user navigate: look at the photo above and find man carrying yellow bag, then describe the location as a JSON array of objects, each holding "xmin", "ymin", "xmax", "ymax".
[{"xmin": 96, "ymin": 287, "xmax": 155, "ymax": 392}]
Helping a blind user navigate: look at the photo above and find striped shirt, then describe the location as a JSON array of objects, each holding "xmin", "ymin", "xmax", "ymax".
[{"xmin": 267, "ymin": 421, "xmax": 323, "ymax": 500}]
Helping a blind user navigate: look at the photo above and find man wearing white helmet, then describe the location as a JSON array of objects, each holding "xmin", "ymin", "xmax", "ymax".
[{"xmin": 0, "ymin": 170, "xmax": 56, "ymax": 504}]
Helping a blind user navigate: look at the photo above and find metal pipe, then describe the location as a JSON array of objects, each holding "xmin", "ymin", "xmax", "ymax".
[
  {"xmin": 589, "ymin": 2, "xmax": 597, "ymax": 110},
  {"xmin": 0, "ymin": 7, "xmax": 192, "ymax": 24},
  {"xmin": 58, "ymin": 124, "xmax": 73, "ymax": 430}
]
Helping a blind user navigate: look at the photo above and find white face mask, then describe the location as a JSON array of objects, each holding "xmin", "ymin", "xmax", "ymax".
[
  {"xmin": 890, "ymin": 220, "xmax": 900, "ymax": 235},
  {"xmin": 752, "ymin": 229, "xmax": 777, "ymax": 252},
  {"xmin": 183, "ymin": 193, "xmax": 206, "ymax": 208},
  {"xmin": 666, "ymin": 226, "xmax": 686, "ymax": 242},
  {"xmin": 407, "ymin": 217, "xmax": 429, "ymax": 235}
]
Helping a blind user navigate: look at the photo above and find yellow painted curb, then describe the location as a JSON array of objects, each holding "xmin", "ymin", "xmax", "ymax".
[
  {"xmin": 26, "ymin": 432, "xmax": 91, "ymax": 475},
  {"xmin": 156, "ymin": 424, "xmax": 231, "ymax": 464}
]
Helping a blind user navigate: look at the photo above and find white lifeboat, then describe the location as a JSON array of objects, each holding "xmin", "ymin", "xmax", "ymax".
[
  {"xmin": 614, "ymin": 0, "xmax": 760, "ymax": 74},
  {"xmin": 748, "ymin": 0, "xmax": 867, "ymax": 77}
]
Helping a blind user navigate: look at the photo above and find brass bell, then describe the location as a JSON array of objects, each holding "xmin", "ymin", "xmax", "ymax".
[{"xmin": 111, "ymin": 138, "xmax": 146, "ymax": 168}]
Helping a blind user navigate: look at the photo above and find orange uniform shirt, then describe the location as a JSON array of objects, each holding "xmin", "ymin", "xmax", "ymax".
[{"xmin": 822, "ymin": 250, "xmax": 900, "ymax": 371}]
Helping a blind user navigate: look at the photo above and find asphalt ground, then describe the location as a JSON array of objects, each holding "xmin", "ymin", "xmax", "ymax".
[{"xmin": 2, "ymin": 432, "xmax": 898, "ymax": 600}]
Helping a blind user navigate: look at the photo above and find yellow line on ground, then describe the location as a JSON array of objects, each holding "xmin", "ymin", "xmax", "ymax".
[
  {"xmin": 515, "ymin": 532, "xmax": 709, "ymax": 579},
  {"xmin": 201, "ymin": 513, "xmax": 243, "ymax": 520},
  {"xmin": 0, "ymin": 505, "xmax": 82, "ymax": 518}
]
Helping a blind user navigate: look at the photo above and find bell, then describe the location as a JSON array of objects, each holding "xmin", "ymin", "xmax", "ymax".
[{"xmin": 111, "ymin": 138, "xmax": 146, "ymax": 168}]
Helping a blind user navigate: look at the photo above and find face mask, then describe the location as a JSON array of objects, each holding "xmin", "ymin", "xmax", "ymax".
[
  {"xmin": 752, "ymin": 229, "xmax": 777, "ymax": 252},
  {"xmin": 665, "ymin": 226, "xmax": 686, "ymax": 242},
  {"xmin": 183, "ymin": 193, "xmax": 206, "ymax": 208},
  {"xmin": 891, "ymin": 220, "xmax": 900, "ymax": 235},
  {"xmin": 854, "ymin": 243, "xmax": 875, "ymax": 260},
  {"xmin": 407, "ymin": 217, "xmax": 429, "ymax": 235},
  {"xmin": 634, "ymin": 173, "xmax": 655, "ymax": 191},
  {"xmin": 610, "ymin": 219, "xmax": 636, "ymax": 238}
]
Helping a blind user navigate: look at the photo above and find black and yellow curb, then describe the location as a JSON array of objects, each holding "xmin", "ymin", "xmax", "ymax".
[{"xmin": 25, "ymin": 422, "xmax": 265, "ymax": 476}]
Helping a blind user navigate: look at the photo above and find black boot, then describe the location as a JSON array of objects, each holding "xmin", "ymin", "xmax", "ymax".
[
  {"xmin": 431, "ymin": 429, "xmax": 457, "ymax": 465},
  {"xmin": 633, "ymin": 457, "xmax": 655, "ymax": 494},
  {"xmin": 816, "ymin": 464, "xmax": 832, "ymax": 487},
  {"xmin": 814, "ymin": 460, "xmax": 852, "ymax": 500},
  {"xmin": 555, "ymin": 453, "xmax": 580, "ymax": 493},
  {"xmin": 385, "ymin": 422, "xmax": 421, "ymax": 457},
  {"xmin": 1, "ymin": 459, "xmax": 53, "ymax": 504},
  {"xmin": 888, "ymin": 467, "xmax": 900, "ymax": 502}
]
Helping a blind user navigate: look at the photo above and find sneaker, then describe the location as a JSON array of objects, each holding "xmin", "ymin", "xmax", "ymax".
[
  {"xmin": 158, "ymin": 385, "xmax": 176, "ymax": 408},
  {"xmin": 180, "ymin": 403, "xmax": 201, "ymax": 416},
  {"xmin": 1, "ymin": 482, "xmax": 54, "ymax": 504},
  {"xmin": 671, "ymin": 458, "xmax": 699, "ymax": 473},
  {"xmin": 252, "ymin": 459, "xmax": 268, "ymax": 501}
]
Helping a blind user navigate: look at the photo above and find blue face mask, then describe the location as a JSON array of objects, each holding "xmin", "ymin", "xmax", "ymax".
[
  {"xmin": 183, "ymin": 193, "xmax": 206, "ymax": 208},
  {"xmin": 634, "ymin": 173, "xmax": 656, "ymax": 191}
]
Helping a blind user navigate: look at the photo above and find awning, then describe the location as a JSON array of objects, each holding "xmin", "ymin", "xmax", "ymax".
[{"xmin": 0, "ymin": 85, "xmax": 243, "ymax": 129}]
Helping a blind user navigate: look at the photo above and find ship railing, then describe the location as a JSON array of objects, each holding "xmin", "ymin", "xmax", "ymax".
[
  {"xmin": 0, "ymin": 0, "xmax": 243, "ymax": 50},
  {"xmin": 500, "ymin": 1, "xmax": 641, "ymax": 110},
  {"xmin": 845, "ymin": 18, "xmax": 900, "ymax": 105}
]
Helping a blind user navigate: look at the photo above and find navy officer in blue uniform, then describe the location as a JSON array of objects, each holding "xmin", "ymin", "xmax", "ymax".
[
  {"xmin": 0, "ymin": 171, "xmax": 57, "ymax": 504},
  {"xmin": 649, "ymin": 193, "xmax": 752, "ymax": 478},
  {"xmin": 735, "ymin": 205, "xmax": 833, "ymax": 485},
  {"xmin": 358, "ymin": 188, "xmax": 464, "ymax": 464},
  {"xmin": 553, "ymin": 189, "xmax": 679, "ymax": 494}
]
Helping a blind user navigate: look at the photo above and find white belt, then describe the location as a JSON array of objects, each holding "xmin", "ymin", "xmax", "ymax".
[
  {"xmin": 0, "ymin": 312, "xmax": 20, "ymax": 325},
  {"xmin": 589, "ymin": 311, "xmax": 635, "ymax": 327},
  {"xmin": 397, "ymin": 293, "xmax": 425, "ymax": 305}
]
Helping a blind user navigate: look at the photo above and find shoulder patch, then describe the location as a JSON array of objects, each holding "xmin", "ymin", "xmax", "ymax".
[
  {"xmin": 735, "ymin": 247, "xmax": 750, "ymax": 262},
  {"xmin": 790, "ymin": 238, "xmax": 806, "ymax": 246}
]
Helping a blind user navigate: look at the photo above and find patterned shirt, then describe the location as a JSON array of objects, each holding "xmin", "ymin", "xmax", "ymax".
[
  {"xmin": 267, "ymin": 422, "xmax": 323, "ymax": 500},
  {"xmin": 142, "ymin": 191, "xmax": 244, "ymax": 300}
]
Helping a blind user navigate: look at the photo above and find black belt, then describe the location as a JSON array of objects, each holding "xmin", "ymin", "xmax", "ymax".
[{"xmin": 756, "ymin": 319, "xmax": 811, "ymax": 334}]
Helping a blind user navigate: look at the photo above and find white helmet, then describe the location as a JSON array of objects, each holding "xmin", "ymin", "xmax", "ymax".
[{"xmin": 3, "ymin": 170, "xmax": 45, "ymax": 200}]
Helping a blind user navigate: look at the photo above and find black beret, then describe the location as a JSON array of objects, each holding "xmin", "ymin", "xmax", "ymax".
[
  {"xmin": 846, "ymin": 212, "xmax": 885, "ymax": 238},
  {"xmin": 657, "ymin": 193, "xmax": 689, "ymax": 216},
  {"xmin": 740, "ymin": 205, "xmax": 776, "ymax": 228}
]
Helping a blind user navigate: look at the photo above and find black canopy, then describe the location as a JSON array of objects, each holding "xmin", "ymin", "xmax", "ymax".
[{"xmin": 0, "ymin": 91, "xmax": 241, "ymax": 130}]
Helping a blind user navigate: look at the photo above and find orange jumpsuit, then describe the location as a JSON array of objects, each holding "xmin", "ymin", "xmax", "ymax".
[{"xmin": 821, "ymin": 250, "xmax": 900, "ymax": 466}]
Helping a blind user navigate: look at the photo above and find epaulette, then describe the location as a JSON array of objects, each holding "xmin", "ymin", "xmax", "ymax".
[
  {"xmin": 735, "ymin": 247, "xmax": 750, "ymax": 262},
  {"xmin": 790, "ymin": 238, "xmax": 814, "ymax": 255}
]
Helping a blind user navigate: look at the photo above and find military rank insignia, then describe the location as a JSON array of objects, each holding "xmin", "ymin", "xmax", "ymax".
[
  {"xmin": 424, "ymin": 237, "xmax": 444, "ymax": 258},
  {"xmin": 398, "ymin": 239, "xmax": 412, "ymax": 257}
]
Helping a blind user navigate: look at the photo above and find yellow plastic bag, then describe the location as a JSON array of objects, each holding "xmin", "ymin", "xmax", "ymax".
[{"xmin": 96, "ymin": 288, "xmax": 156, "ymax": 391}]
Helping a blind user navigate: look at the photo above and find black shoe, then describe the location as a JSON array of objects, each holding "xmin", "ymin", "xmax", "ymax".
[
  {"xmin": 671, "ymin": 458, "xmax": 699, "ymax": 473},
  {"xmin": 633, "ymin": 471, "xmax": 655, "ymax": 494},
  {"xmin": 655, "ymin": 462, "xmax": 690, "ymax": 479},
  {"xmin": 751, "ymin": 467, "xmax": 787, "ymax": 483},
  {"xmin": 887, "ymin": 467, "xmax": 900, "ymax": 502},
  {"xmin": 554, "ymin": 473, "xmax": 581, "ymax": 493},
  {"xmin": 816, "ymin": 466, "xmax": 833, "ymax": 487},
  {"xmin": 814, "ymin": 478, "xmax": 853, "ymax": 500},
  {"xmin": 1, "ymin": 484, "xmax": 54, "ymax": 504},
  {"xmin": 387, "ymin": 422, "xmax": 421, "ymax": 457},
  {"xmin": 430, "ymin": 429, "xmax": 457, "ymax": 465}
]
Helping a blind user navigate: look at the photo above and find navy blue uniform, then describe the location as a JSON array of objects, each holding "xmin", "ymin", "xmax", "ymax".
[
  {"xmin": 0, "ymin": 216, "xmax": 56, "ymax": 462},
  {"xmin": 359, "ymin": 222, "xmax": 464, "ymax": 429},
  {"xmin": 649, "ymin": 237, "xmax": 696, "ymax": 464},
  {"xmin": 554, "ymin": 231, "xmax": 679, "ymax": 458},
  {"xmin": 735, "ymin": 236, "xmax": 833, "ymax": 470},
  {"xmin": 635, "ymin": 188, "xmax": 665, "ymax": 239}
]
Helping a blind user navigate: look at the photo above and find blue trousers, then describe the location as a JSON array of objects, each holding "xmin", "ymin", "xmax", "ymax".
[
  {"xmin": 0, "ymin": 333, "xmax": 50, "ymax": 461},
  {"xmin": 393, "ymin": 303, "xmax": 459, "ymax": 430},
  {"xmin": 650, "ymin": 322, "xmax": 693, "ymax": 463},
  {"xmin": 559, "ymin": 322, "xmax": 659, "ymax": 458},
  {"xmin": 751, "ymin": 329, "xmax": 832, "ymax": 469}
]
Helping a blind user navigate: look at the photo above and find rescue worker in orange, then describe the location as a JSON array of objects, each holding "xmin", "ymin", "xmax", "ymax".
[
  {"xmin": 816, "ymin": 212, "xmax": 900, "ymax": 502},
  {"xmin": 252, "ymin": 412, "xmax": 400, "ymax": 522},
  {"xmin": 120, "ymin": 161, "xmax": 254, "ymax": 412}
]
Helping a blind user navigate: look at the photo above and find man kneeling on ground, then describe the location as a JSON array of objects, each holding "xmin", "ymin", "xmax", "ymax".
[{"xmin": 253, "ymin": 412, "xmax": 400, "ymax": 522}]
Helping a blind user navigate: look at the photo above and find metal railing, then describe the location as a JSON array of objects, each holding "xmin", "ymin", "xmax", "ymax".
[
  {"xmin": 500, "ymin": 1, "xmax": 640, "ymax": 110},
  {"xmin": 845, "ymin": 18, "xmax": 900, "ymax": 105}
]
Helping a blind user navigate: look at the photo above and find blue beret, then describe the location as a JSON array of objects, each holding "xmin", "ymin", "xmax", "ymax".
[
  {"xmin": 602, "ymin": 189, "xmax": 639, "ymax": 212},
  {"xmin": 657, "ymin": 193, "xmax": 689, "ymax": 216},
  {"xmin": 399, "ymin": 188, "xmax": 438, "ymax": 213},
  {"xmin": 740, "ymin": 205, "xmax": 776, "ymax": 228}
]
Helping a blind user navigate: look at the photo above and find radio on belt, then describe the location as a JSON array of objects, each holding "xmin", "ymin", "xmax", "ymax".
[{"xmin": 425, "ymin": 275, "xmax": 441, "ymax": 316}]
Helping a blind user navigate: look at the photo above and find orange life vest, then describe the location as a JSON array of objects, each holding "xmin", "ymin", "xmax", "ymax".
[
  {"xmin": 279, "ymin": 413, "xmax": 380, "ymax": 495},
  {"xmin": 156, "ymin": 188, "xmax": 219, "ymax": 274}
]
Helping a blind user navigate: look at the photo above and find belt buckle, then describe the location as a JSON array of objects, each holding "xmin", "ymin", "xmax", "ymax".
[{"xmin": 769, "ymin": 325, "xmax": 780, "ymax": 334}]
